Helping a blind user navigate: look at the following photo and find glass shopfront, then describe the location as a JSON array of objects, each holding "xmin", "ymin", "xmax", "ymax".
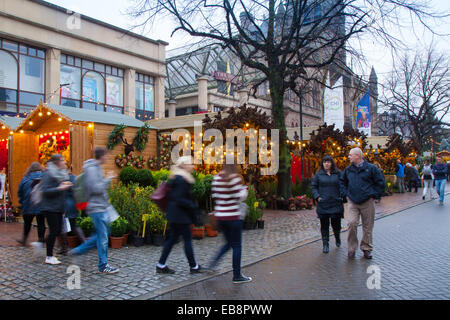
[{"xmin": 135, "ymin": 72, "xmax": 155, "ymax": 120}]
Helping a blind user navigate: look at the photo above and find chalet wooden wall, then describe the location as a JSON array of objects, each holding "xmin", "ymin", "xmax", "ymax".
[
  {"xmin": 93, "ymin": 123, "xmax": 157, "ymax": 177},
  {"xmin": 9, "ymin": 133, "xmax": 39, "ymax": 207},
  {"xmin": 70, "ymin": 124, "xmax": 93, "ymax": 175}
]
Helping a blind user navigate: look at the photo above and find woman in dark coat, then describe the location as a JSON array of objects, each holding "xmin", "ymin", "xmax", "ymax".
[
  {"xmin": 58, "ymin": 168, "xmax": 86, "ymax": 254},
  {"xmin": 311, "ymin": 155, "xmax": 345, "ymax": 253},
  {"xmin": 17, "ymin": 162, "xmax": 44, "ymax": 246},
  {"xmin": 156, "ymin": 156, "xmax": 203, "ymax": 274}
]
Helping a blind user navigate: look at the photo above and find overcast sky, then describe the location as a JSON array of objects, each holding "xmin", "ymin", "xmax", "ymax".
[{"xmin": 46, "ymin": 0, "xmax": 450, "ymax": 88}]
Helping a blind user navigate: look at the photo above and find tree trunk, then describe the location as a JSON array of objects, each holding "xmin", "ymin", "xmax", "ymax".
[{"xmin": 269, "ymin": 74, "xmax": 291, "ymax": 199}]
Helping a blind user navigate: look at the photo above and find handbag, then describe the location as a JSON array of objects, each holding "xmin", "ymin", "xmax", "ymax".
[
  {"xmin": 239, "ymin": 202, "xmax": 249, "ymax": 220},
  {"xmin": 151, "ymin": 181, "xmax": 170, "ymax": 211},
  {"xmin": 62, "ymin": 216, "xmax": 71, "ymax": 233},
  {"xmin": 106, "ymin": 205, "xmax": 119, "ymax": 224}
]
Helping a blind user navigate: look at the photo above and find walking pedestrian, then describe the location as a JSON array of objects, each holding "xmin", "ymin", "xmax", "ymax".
[
  {"xmin": 405, "ymin": 163, "xmax": 420, "ymax": 193},
  {"xmin": 432, "ymin": 156, "xmax": 448, "ymax": 205},
  {"xmin": 342, "ymin": 148, "xmax": 385, "ymax": 259},
  {"xmin": 58, "ymin": 167, "xmax": 86, "ymax": 255},
  {"xmin": 17, "ymin": 162, "xmax": 45, "ymax": 247},
  {"xmin": 447, "ymin": 161, "xmax": 450, "ymax": 182},
  {"xmin": 395, "ymin": 159, "xmax": 406, "ymax": 193},
  {"xmin": 311, "ymin": 155, "xmax": 345, "ymax": 254},
  {"xmin": 69, "ymin": 147, "xmax": 119, "ymax": 273},
  {"xmin": 40, "ymin": 154, "xmax": 71, "ymax": 265},
  {"xmin": 156, "ymin": 156, "xmax": 203, "ymax": 275},
  {"xmin": 208, "ymin": 163, "xmax": 252, "ymax": 283},
  {"xmin": 421, "ymin": 159, "xmax": 434, "ymax": 200}
]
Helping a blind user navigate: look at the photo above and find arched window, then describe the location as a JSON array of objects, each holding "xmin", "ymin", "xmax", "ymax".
[
  {"xmin": 82, "ymin": 71, "xmax": 105, "ymax": 111},
  {"xmin": 0, "ymin": 50, "xmax": 18, "ymax": 113}
]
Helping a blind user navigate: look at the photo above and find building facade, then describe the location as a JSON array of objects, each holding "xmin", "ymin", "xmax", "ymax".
[{"xmin": 0, "ymin": 0, "xmax": 167, "ymax": 120}]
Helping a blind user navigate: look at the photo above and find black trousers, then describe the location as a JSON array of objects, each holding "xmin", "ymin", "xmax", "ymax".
[
  {"xmin": 159, "ymin": 223, "xmax": 196, "ymax": 268},
  {"xmin": 408, "ymin": 180, "xmax": 418, "ymax": 192},
  {"xmin": 319, "ymin": 217, "xmax": 341, "ymax": 242},
  {"xmin": 43, "ymin": 211, "xmax": 63, "ymax": 257},
  {"xmin": 23, "ymin": 214, "xmax": 46, "ymax": 243}
]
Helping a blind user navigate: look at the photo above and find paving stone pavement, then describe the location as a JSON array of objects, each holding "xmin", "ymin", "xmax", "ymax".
[
  {"xmin": 156, "ymin": 194, "xmax": 450, "ymax": 300},
  {"xmin": 0, "ymin": 186, "xmax": 447, "ymax": 300}
]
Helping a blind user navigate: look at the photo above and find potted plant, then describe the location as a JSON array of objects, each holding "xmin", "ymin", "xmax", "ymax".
[
  {"xmin": 110, "ymin": 217, "xmax": 126, "ymax": 249},
  {"xmin": 122, "ymin": 219, "xmax": 130, "ymax": 246},
  {"xmin": 77, "ymin": 216, "xmax": 94, "ymax": 238},
  {"xmin": 257, "ymin": 201, "xmax": 266, "ymax": 229},
  {"xmin": 66, "ymin": 231, "xmax": 80, "ymax": 248},
  {"xmin": 191, "ymin": 225, "xmax": 205, "ymax": 239},
  {"xmin": 148, "ymin": 204, "xmax": 167, "ymax": 246},
  {"xmin": 243, "ymin": 186, "xmax": 260, "ymax": 229}
]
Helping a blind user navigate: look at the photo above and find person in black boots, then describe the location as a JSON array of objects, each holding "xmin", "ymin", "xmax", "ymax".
[
  {"xmin": 311, "ymin": 155, "xmax": 345, "ymax": 253},
  {"xmin": 156, "ymin": 156, "xmax": 203, "ymax": 274}
]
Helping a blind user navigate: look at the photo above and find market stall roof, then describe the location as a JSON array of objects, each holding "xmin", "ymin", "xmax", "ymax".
[
  {"xmin": 0, "ymin": 115, "xmax": 23, "ymax": 130},
  {"xmin": 147, "ymin": 112, "xmax": 223, "ymax": 131},
  {"xmin": 16, "ymin": 103, "xmax": 153, "ymax": 131}
]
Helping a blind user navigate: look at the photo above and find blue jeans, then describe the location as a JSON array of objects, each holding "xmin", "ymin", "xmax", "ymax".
[
  {"xmin": 71, "ymin": 211, "xmax": 110, "ymax": 271},
  {"xmin": 435, "ymin": 179, "xmax": 446, "ymax": 203},
  {"xmin": 159, "ymin": 223, "xmax": 196, "ymax": 268},
  {"xmin": 212, "ymin": 220, "xmax": 243, "ymax": 279}
]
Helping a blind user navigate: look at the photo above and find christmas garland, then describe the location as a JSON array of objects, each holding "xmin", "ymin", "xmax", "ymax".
[
  {"xmin": 133, "ymin": 124, "xmax": 151, "ymax": 152},
  {"xmin": 107, "ymin": 124, "xmax": 127, "ymax": 150}
]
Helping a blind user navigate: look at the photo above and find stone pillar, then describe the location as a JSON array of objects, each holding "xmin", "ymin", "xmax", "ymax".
[
  {"xmin": 237, "ymin": 87, "xmax": 249, "ymax": 106},
  {"xmin": 123, "ymin": 69, "xmax": 136, "ymax": 117},
  {"xmin": 167, "ymin": 99, "xmax": 177, "ymax": 117},
  {"xmin": 197, "ymin": 76, "xmax": 209, "ymax": 111},
  {"xmin": 154, "ymin": 76, "xmax": 166, "ymax": 119},
  {"xmin": 45, "ymin": 48, "xmax": 61, "ymax": 105}
]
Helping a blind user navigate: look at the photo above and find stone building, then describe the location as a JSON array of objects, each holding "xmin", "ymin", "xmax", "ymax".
[{"xmin": 0, "ymin": 0, "xmax": 167, "ymax": 120}]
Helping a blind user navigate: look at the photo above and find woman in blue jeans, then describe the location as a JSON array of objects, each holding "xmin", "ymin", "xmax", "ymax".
[
  {"xmin": 209, "ymin": 164, "xmax": 252, "ymax": 283},
  {"xmin": 433, "ymin": 156, "xmax": 448, "ymax": 205},
  {"xmin": 156, "ymin": 156, "xmax": 202, "ymax": 274}
]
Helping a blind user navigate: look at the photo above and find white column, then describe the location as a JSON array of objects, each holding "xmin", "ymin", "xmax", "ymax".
[
  {"xmin": 154, "ymin": 77, "xmax": 166, "ymax": 119},
  {"xmin": 45, "ymin": 48, "xmax": 61, "ymax": 105},
  {"xmin": 237, "ymin": 87, "xmax": 249, "ymax": 106},
  {"xmin": 123, "ymin": 69, "xmax": 136, "ymax": 117},
  {"xmin": 197, "ymin": 76, "xmax": 209, "ymax": 111},
  {"xmin": 167, "ymin": 99, "xmax": 177, "ymax": 117}
]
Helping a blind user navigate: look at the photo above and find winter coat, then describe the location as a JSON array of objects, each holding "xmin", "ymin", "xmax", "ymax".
[
  {"xmin": 432, "ymin": 163, "xmax": 448, "ymax": 180},
  {"xmin": 40, "ymin": 165, "xmax": 69, "ymax": 214},
  {"xmin": 395, "ymin": 163, "xmax": 405, "ymax": 178},
  {"xmin": 406, "ymin": 166, "xmax": 420, "ymax": 183},
  {"xmin": 18, "ymin": 171, "xmax": 43, "ymax": 215},
  {"xmin": 166, "ymin": 175, "xmax": 201, "ymax": 225},
  {"xmin": 342, "ymin": 161, "xmax": 386, "ymax": 204},
  {"xmin": 83, "ymin": 159, "xmax": 111, "ymax": 215},
  {"xmin": 421, "ymin": 165, "xmax": 434, "ymax": 180},
  {"xmin": 311, "ymin": 169, "xmax": 345, "ymax": 218},
  {"xmin": 65, "ymin": 174, "xmax": 79, "ymax": 219}
]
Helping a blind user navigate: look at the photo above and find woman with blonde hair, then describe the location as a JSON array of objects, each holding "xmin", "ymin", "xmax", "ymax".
[{"xmin": 156, "ymin": 156, "xmax": 203, "ymax": 274}]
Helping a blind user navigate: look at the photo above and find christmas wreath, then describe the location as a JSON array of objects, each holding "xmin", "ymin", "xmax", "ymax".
[
  {"xmin": 115, "ymin": 153, "xmax": 146, "ymax": 169},
  {"xmin": 107, "ymin": 124, "xmax": 127, "ymax": 150},
  {"xmin": 133, "ymin": 124, "xmax": 151, "ymax": 152}
]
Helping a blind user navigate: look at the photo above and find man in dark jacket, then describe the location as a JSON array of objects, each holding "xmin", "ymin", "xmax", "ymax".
[
  {"xmin": 432, "ymin": 156, "xmax": 448, "ymax": 205},
  {"xmin": 405, "ymin": 163, "xmax": 420, "ymax": 193},
  {"xmin": 342, "ymin": 148, "xmax": 385, "ymax": 259}
]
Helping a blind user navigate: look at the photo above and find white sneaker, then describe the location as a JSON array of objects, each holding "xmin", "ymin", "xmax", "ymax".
[{"xmin": 45, "ymin": 256, "xmax": 61, "ymax": 265}]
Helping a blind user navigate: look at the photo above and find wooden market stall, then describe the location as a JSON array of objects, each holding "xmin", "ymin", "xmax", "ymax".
[{"xmin": 10, "ymin": 103, "xmax": 157, "ymax": 207}]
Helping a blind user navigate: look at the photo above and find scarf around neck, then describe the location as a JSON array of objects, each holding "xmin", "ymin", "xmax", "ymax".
[{"xmin": 169, "ymin": 166, "xmax": 195, "ymax": 184}]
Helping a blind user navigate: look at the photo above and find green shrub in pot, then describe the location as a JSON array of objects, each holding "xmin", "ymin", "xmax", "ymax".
[{"xmin": 110, "ymin": 217, "xmax": 127, "ymax": 237}]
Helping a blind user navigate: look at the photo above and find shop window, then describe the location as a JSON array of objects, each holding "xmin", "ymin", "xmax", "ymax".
[
  {"xmin": 106, "ymin": 76, "xmax": 123, "ymax": 107},
  {"xmin": 2, "ymin": 40, "xmax": 18, "ymax": 52},
  {"xmin": 106, "ymin": 106, "xmax": 123, "ymax": 114},
  {"xmin": 19, "ymin": 92, "xmax": 44, "ymax": 106},
  {"xmin": 0, "ymin": 51, "xmax": 18, "ymax": 89},
  {"xmin": 144, "ymin": 84, "xmax": 154, "ymax": 112},
  {"xmin": 61, "ymin": 98, "xmax": 80, "ymax": 108},
  {"xmin": 82, "ymin": 71, "xmax": 105, "ymax": 104},
  {"xmin": 61, "ymin": 65, "xmax": 81, "ymax": 100},
  {"xmin": 135, "ymin": 72, "xmax": 155, "ymax": 119},
  {"xmin": 20, "ymin": 55, "xmax": 44, "ymax": 93}
]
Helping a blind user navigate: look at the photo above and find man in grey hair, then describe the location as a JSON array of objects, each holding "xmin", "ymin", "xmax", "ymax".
[{"xmin": 342, "ymin": 147, "xmax": 385, "ymax": 259}]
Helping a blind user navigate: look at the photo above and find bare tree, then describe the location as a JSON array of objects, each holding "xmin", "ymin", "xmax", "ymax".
[
  {"xmin": 382, "ymin": 46, "xmax": 450, "ymax": 151},
  {"xmin": 128, "ymin": 0, "xmax": 445, "ymax": 197}
]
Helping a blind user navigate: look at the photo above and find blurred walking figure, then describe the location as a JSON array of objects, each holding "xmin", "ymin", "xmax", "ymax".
[
  {"xmin": 209, "ymin": 164, "xmax": 251, "ymax": 284},
  {"xmin": 156, "ymin": 156, "xmax": 203, "ymax": 275},
  {"xmin": 69, "ymin": 147, "xmax": 119, "ymax": 274},
  {"xmin": 58, "ymin": 167, "xmax": 86, "ymax": 255},
  {"xmin": 405, "ymin": 163, "xmax": 420, "ymax": 193},
  {"xmin": 40, "ymin": 154, "xmax": 71, "ymax": 265},
  {"xmin": 311, "ymin": 156, "xmax": 345, "ymax": 254},
  {"xmin": 421, "ymin": 160, "xmax": 434, "ymax": 200},
  {"xmin": 342, "ymin": 148, "xmax": 385, "ymax": 259},
  {"xmin": 17, "ymin": 162, "xmax": 45, "ymax": 246},
  {"xmin": 432, "ymin": 156, "xmax": 448, "ymax": 205},
  {"xmin": 395, "ymin": 159, "xmax": 406, "ymax": 193}
]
